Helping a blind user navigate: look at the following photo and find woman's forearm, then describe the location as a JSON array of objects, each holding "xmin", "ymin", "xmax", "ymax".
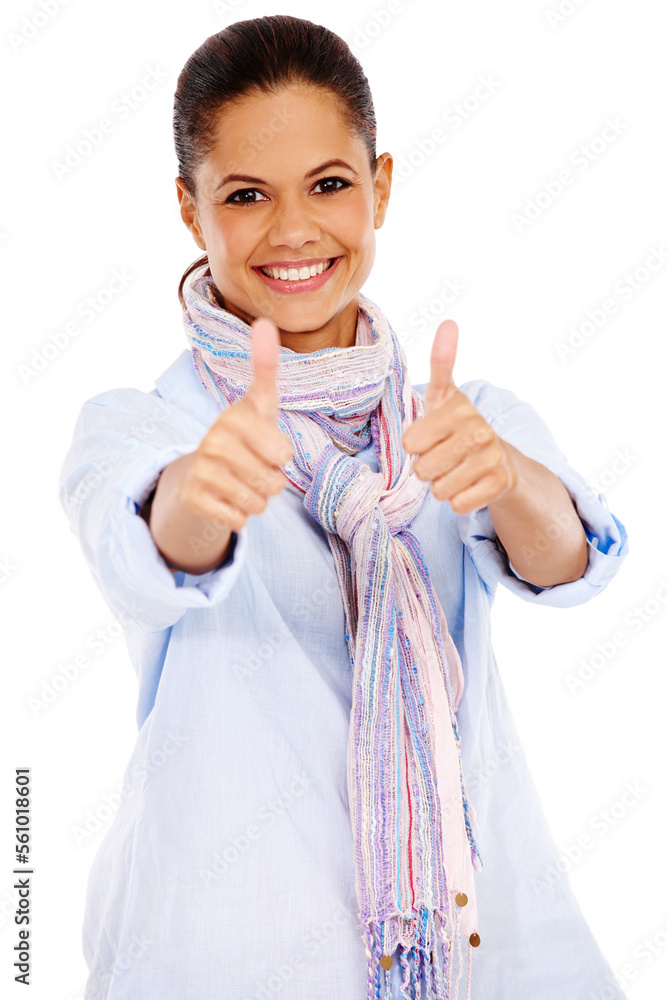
[
  {"xmin": 139, "ymin": 453, "xmax": 234, "ymax": 575},
  {"xmin": 486, "ymin": 441, "xmax": 588, "ymax": 587}
]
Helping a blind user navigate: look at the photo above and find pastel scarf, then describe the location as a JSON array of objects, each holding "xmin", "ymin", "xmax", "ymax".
[{"xmin": 182, "ymin": 264, "xmax": 483, "ymax": 999}]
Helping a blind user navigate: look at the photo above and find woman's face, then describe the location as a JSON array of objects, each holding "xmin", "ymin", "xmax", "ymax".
[{"xmin": 176, "ymin": 85, "xmax": 392, "ymax": 353}]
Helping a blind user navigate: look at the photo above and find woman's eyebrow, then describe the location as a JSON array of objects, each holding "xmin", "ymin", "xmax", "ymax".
[{"xmin": 215, "ymin": 159, "xmax": 359, "ymax": 191}]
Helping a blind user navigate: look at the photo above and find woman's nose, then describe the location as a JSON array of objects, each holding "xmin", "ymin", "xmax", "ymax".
[{"xmin": 266, "ymin": 195, "xmax": 322, "ymax": 249}]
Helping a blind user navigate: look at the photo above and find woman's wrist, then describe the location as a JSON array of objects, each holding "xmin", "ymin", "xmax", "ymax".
[
  {"xmin": 140, "ymin": 453, "xmax": 234, "ymax": 575},
  {"xmin": 486, "ymin": 442, "xmax": 588, "ymax": 587}
]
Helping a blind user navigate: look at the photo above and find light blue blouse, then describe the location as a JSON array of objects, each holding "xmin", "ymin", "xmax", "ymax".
[{"xmin": 59, "ymin": 347, "xmax": 629, "ymax": 1000}]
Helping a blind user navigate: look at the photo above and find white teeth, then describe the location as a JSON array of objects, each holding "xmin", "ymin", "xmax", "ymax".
[{"xmin": 260, "ymin": 259, "xmax": 334, "ymax": 280}]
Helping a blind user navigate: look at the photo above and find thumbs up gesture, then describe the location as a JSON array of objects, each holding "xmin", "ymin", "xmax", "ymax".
[
  {"xmin": 144, "ymin": 316, "xmax": 296, "ymax": 575},
  {"xmin": 184, "ymin": 315, "xmax": 295, "ymax": 532},
  {"xmin": 401, "ymin": 320, "xmax": 518, "ymax": 515}
]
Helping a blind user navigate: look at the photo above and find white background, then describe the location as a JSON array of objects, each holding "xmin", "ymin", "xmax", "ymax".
[{"xmin": 2, "ymin": 0, "xmax": 666, "ymax": 998}]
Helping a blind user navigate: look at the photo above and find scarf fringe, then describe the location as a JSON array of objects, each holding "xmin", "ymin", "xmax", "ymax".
[{"xmin": 360, "ymin": 904, "xmax": 478, "ymax": 1000}]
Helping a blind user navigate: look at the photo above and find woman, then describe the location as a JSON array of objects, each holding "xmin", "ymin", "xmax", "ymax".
[{"xmin": 59, "ymin": 15, "xmax": 629, "ymax": 1000}]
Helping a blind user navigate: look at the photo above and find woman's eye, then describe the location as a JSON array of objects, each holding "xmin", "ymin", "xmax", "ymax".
[
  {"xmin": 225, "ymin": 176, "xmax": 350, "ymax": 205},
  {"xmin": 313, "ymin": 176, "xmax": 350, "ymax": 194},
  {"xmin": 225, "ymin": 188, "xmax": 267, "ymax": 205}
]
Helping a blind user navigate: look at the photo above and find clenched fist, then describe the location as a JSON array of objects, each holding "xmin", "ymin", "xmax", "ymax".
[
  {"xmin": 402, "ymin": 319, "xmax": 518, "ymax": 515},
  {"xmin": 145, "ymin": 316, "xmax": 295, "ymax": 574}
]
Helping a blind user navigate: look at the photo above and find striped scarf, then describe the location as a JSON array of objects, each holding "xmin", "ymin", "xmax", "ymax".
[{"xmin": 182, "ymin": 266, "xmax": 483, "ymax": 999}]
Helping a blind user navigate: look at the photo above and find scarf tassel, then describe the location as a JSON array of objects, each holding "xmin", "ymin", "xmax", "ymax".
[{"xmin": 362, "ymin": 906, "xmax": 478, "ymax": 1000}]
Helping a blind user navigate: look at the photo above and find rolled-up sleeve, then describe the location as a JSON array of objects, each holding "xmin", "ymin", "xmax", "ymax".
[
  {"xmin": 59, "ymin": 388, "xmax": 248, "ymax": 633},
  {"xmin": 424, "ymin": 379, "xmax": 629, "ymax": 607}
]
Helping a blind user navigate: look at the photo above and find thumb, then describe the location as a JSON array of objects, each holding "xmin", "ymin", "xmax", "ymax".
[
  {"xmin": 246, "ymin": 316, "xmax": 281, "ymax": 422},
  {"xmin": 424, "ymin": 319, "xmax": 459, "ymax": 417}
]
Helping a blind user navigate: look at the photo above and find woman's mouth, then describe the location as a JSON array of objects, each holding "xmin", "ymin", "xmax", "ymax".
[{"xmin": 253, "ymin": 256, "xmax": 341, "ymax": 294}]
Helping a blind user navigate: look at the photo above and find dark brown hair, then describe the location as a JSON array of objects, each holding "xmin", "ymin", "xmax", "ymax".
[{"xmin": 173, "ymin": 14, "xmax": 378, "ymax": 308}]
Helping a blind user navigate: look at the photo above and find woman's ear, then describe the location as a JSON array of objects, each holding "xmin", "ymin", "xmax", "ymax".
[
  {"xmin": 175, "ymin": 177, "xmax": 206, "ymax": 251},
  {"xmin": 373, "ymin": 153, "xmax": 393, "ymax": 229}
]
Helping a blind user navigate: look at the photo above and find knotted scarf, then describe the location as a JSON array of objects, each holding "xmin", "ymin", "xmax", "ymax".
[{"xmin": 182, "ymin": 264, "xmax": 483, "ymax": 1000}]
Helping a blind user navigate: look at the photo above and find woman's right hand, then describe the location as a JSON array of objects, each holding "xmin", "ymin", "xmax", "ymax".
[
  {"xmin": 181, "ymin": 316, "xmax": 295, "ymax": 531},
  {"xmin": 145, "ymin": 316, "xmax": 295, "ymax": 574}
]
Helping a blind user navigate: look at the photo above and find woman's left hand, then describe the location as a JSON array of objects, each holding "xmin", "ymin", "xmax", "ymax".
[{"xmin": 401, "ymin": 319, "xmax": 519, "ymax": 515}]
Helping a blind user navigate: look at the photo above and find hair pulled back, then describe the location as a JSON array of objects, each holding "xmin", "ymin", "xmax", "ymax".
[{"xmin": 173, "ymin": 14, "xmax": 378, "ymax": 308}]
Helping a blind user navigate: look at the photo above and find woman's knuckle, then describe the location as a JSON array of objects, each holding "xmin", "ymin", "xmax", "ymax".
[
  {"xmin": 236, "ymin": 486, "xmax": 265, "ymax": 514},
  {"xmin": 178, "ymin": 477, "xmax": 200, "ymax": 512},
  {"xmin": 228, "ymin": 507, "xmax": 247, "ymax": 529},
  {"xmin": 247, "ymin": 467, "xmax": 272, "ymax": 494},
  {"xmin": 473, "ymin": 424, "xmax": 493, "ymax": 445}
]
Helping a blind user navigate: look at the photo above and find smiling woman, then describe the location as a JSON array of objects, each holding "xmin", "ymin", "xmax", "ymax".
[
  {"xmin": 174, "ymin": 82, "xmax": 389, "ymax": 351},
  {"xmin": 58, "ymin": 13, "xmax": 629, "ymax": 1000}
]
